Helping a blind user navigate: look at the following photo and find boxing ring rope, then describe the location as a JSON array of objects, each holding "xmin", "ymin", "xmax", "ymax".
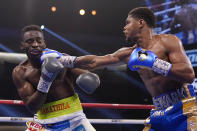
[
  {"xmin": 159, "ymin": 23, "xmax": 181, "ymax": 34},
  {"xmin": 0, "ymin": 117, "xmax": 145, "ymax": 124},
  {"xmin": 148, "ymin": 0, "xmax": 183, "ymax": 34},
  {"xmin": 150, "ymin": 0, "xmax": 177, "ymax": 9},
  {"xmin": 148, "ymin": 0, "xmax": 186, "ymax": 34},
  {"xmin": 0, "ymin": 99, "xmax": 154, "ymax": 109},
  {"xmin": 0, "ymin": 99, "xmax": 153, "ymax": 124},
  {"xmin": 157, "ymin": 17, "xmax": 173, "ymax": 24},
  {"xmin": 154, "ymin": 6, "xmax": 180, "ymax": 16},
  {"xmin": 159, "ymin": 28, "xmax": 171, "ymax": 34}
]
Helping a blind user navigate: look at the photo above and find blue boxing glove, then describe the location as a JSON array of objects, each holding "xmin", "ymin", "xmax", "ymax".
[
  {"xmin": 128, "ymin": 47, "xmax": 142, "ymax": 71},
  {"xmin": 128, "ymin": 47, "xmax": 172, "ymax": 76},
  {"xmin": 128, "ymin": 47, "xmax": 157, "ymax": 70}
]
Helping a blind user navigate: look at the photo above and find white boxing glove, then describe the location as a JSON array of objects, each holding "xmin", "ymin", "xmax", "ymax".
[
  {"xmin": 76, "ymin": 73, "xmax": 100, "ymax": 94},
  {"xmin": 37, "ymin": 57, "xmax": 64, "ymax": 93},
  {"xmin": 40, "ymin": 48, "xmax": 77, "ymax": 68}
]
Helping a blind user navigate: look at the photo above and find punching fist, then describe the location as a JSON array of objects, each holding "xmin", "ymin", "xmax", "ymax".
[
  {"xmin": 128, "ymin": 47, "xmax": 172, "ymax": 76},
  {"xmin": 40, "ymin": 48, "xmax": 77, "ymax": 68},
  {"xmin": 40, "ymin": 48, "xmax": 63, "ymax": 63},
  {"xmin": 128, "ymin": 47, "xmax": 157, "ymax": 70}
]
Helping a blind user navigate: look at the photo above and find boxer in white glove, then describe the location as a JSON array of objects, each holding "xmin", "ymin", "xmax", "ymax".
[
  {"xmin": 37, "ymin": 57, "xmax": 64, "ymax": 93},
  {"xmin": 13, "ymin": 25, "xmax": 96, "ymax": 131},
  {"xmin": 40, "ymin": 48, "xmax": 76, "ymax": 68},
  {"xmin": 40, "ymin": 48, "xmax": 100, "ymax": 94}
]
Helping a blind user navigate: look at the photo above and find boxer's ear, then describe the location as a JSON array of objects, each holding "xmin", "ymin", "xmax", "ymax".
[
  {"xmin": 139, "ymin": 19, "xmax": 145, "ymax": 28},
  {"xmin": 43, "ymin": 40, "xmax": 46, "ymax": 48},
  {"xmin": 20, "ymin": 42, "xmax": 26, "ymax": 52}
]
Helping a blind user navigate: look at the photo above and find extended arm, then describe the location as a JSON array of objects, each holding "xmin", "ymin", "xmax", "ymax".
[
  {"xmin": 40, "ymin": 46, "xmax": 136, "ymax": 70},
  {"xmin": 74, "ymin": 46, "xmax": 136, "ymax": 70}
]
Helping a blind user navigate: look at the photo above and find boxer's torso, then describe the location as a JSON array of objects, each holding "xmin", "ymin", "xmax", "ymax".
[
  {"xmin": 126, "ymin": 34, "xmax": 184, "ymax": 97},
  {"xmin": 17, "ymin": 60, "xmax": 75, "ymax": 103}
]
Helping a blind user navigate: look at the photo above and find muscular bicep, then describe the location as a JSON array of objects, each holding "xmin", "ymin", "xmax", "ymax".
[
  {"xmin": 12, "ymin": 68, "xmax": 35, "ymax": 103},
  {"xmin": 163, "ymin": 35, "xmax": 194, "ymax": 83}
]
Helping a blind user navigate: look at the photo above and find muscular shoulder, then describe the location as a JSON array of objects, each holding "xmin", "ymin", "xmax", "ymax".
[
  {"xmin": 159, "ymin": 34, "xmax": 183, "ymax": 53},
  {"xmin": 159, "ymin": 34, "xmax": 179, "ymax": 42},
  {"xmin": 114, "ymin": 45, "xmax": 137, "ymax": 54},
  {"xmin": 112, "ymin": 45, "xmax": 137, "ymax": 62},
  {"xmin": 12, "ymin": 61, "xmax": 28, "ymax": 80},
  {"xmin": 13, "ymin": 65, "xmax": 25, "ymax": 74}
]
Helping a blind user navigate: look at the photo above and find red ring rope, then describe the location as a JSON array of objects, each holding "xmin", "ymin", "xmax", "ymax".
[{"xmin": 0, "ymin": 99, "xmax": 154, "ymax": 109}]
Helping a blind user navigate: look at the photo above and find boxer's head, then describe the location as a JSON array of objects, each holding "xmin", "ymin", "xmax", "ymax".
[
  {"xmin": 20, "ymin": 25, "xmax": 46, "ymax": 60},
  {"xmin": 123, "ymin": 7, "xmax": 155, "ymax": 43}
]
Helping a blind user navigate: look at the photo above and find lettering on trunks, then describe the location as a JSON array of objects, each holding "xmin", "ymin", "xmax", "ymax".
[
  {"xmin": 152, "ymin": 110, "xmax": 165, "ymax": 117},
  {"xmin": 153, "ymin": 87, "xmax": 187, "ymax": 110},
  {"xmin": 26, "ymin": 121, "xmax": 44, "ymax": 130},
  {"xmin": 39, "ymin": 102, "xmax": 70, "ymax": 114}
]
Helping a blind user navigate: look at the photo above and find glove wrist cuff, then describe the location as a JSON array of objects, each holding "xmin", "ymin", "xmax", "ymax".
[
  {"xmin": 152, "ymin": 58, "xmax": 172, "ymax": 76},
  {"xmin": 37, "ymin": 76, "xmax": 52, "ymax": 93},
  {"xmin": 59, "ymin": 56, "xmax": 77, "ymax": 68}
]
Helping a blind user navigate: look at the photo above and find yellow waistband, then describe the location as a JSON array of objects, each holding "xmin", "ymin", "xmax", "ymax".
[{"xmin": 37, "ymin": 94, "xmax": 82, "ymax": 120}]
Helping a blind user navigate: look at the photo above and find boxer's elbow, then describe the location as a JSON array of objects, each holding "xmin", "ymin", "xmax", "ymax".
[
  {"xmin": 24, "ymin": 100, "xmax": 41, "ymax": 114},
  {"xmin": 171, "ymin": 65, "xmax": 195, "ymax": 83},
  {"xmin": 186, "ymin": 71, "xmax": 195, "ymax": 83},
  {"xmin": 25, "ymin": 103, "xmax": 39, "ymax": 114},
  {"xmin": 181, "ymin": 68, "xmax": 195, "ymax": 83}
]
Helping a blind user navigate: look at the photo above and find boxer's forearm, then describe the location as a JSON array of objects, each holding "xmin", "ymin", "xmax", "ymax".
[
  {"xmin": 75, "ymin": 54, "xmax": 120, "ymax": 70},
  {"xmin": 75, "ymin": 55, "xmax": 98, "ymax": 70},
  {"xmin": 168, "ymin": 63, "xmax": 195, "ymax": 83},
  {"xmin": 25, "ymin": 91, "xmax": 47, "ymax": 114}
]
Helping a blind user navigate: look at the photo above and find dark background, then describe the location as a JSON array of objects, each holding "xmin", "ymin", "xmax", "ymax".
[{"xmin": 0, "ymin": 0, "xmax": 197, "ymax": 131}]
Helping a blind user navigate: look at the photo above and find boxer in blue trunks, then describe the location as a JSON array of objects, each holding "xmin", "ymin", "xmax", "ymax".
[{"xmin": 41, "ymin": 7, "xmax": 197, "ymax": 130}]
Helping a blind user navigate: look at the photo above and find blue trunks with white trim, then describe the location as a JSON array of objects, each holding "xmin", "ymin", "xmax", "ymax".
[{"xmin": 143, "ymin": 84, "xmax": 197, "ymax": 131}]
